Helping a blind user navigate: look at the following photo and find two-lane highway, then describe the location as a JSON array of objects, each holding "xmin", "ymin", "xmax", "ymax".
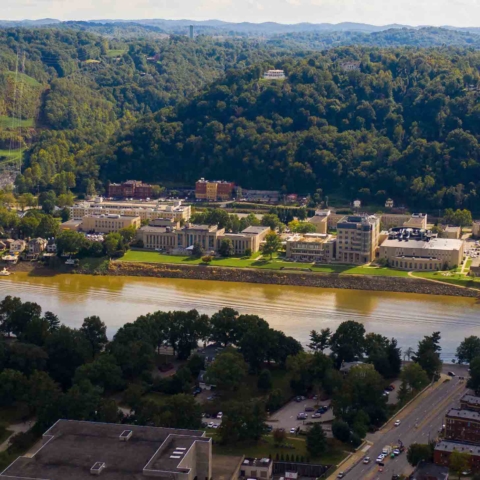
[{"xmin": 344, "ymin": 365, "xmax": 469, "ymax": 479}]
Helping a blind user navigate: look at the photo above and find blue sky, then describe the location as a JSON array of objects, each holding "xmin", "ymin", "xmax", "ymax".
[{"xmin": 4, "ymin": 0, "xmax": 479, "ymax": 27}]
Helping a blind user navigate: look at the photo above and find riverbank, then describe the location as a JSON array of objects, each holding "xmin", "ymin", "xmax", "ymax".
[{"xmin": 108, "ymin": 261, "xmax": 480, "ymax": 298}]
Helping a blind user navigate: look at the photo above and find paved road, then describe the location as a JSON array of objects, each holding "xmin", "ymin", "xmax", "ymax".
[{"xmin": 343, "ymin": 364, "xmax": 469, "ymax": 480}]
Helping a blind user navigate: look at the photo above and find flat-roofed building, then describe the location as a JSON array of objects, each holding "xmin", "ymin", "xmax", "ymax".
[
  {"xmin": 263, "ymin": 69, "xmax": 286, "ymax": 80},
  {"xmin": 380, "ymin": 213, "xmax": 428, "ymax": 230},
  {"xmin": 82, "ymin": 214, "xmax": 141, "ymax": 234},
  {"xmin": 379, "ymin": 231, "xmax": 464, "ymax": 271},
  {"xmin": 108, "ymin": 180, "xmax": 153, "ymax": 199},
  {"xmin": 445, "ymin": 408, "xmax": 480, "ymax": 444},
  {"xmin": 336, "ymin": 215, "xmax": 380, "ymax": 264},
  {"xmin": 307, "ymin": 210, "xmax": 330, "ymax": 234},
  {"xmin": 222, "ymin": 226, "xmax": 270, "ymax": 255},
  {"xmin": 136, "ymin": 218, "xmax": 181, "ymax": 251},
  {"xmin": 473, "ymin": 221, "xmax": 480, "ymax": 238},
  {"xmin": 434, "ymin": 440, "xmax": 480, "ymax": 472},
  {"xmin": 286, "ymin": 233, "xmax": 336, "ymax": 263},
  {"xmin": 460, "ymin": 394, "xmax": 480, "ymax": 413},
  {"xmin": 0, "ymin": 419, "xmax": 212, "ymax": 480},
  {"xmin": 195, "ymin": 179, "xmax": 235, "ymax": 201},
  {"xmin": 403, "ymin": 213, "xmax": 428, "ymax": 229},
  {"xmin": 71, "ymin": 198, "xmax": 191, "ymax": 223},
  {"xmin": 240, "ymin": 457, "xmax": 273, "ymax": 479},
  {"xmin": 443, "ymin": 226, "xmax": 461, "ymax": 239}
]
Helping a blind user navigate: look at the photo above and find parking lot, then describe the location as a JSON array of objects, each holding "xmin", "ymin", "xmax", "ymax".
[{"xmin": 266, "ymin": 397, "xmax": 333, "ymax": 436}]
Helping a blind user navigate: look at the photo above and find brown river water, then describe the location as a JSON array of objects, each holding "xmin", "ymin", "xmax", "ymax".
[{"xmin": 1, "ymin": 272, "xmax": 479, "ymax": 361}]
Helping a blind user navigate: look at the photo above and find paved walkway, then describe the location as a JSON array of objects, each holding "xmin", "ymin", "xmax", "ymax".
[
  {"xmin": 407, "ymin": 271, "xmax": 479, "ymax": 292},
  {"xmin": 0, "ymin": 421, "xmax": 32, "ymax": 452}
]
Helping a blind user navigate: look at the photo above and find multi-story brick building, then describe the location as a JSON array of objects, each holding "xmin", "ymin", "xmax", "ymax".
[
  {"xmin": 336, "ymin": 215, "xmax": 380, "ymax": 264},
  {"xmin": 444, "ymin": 408, "xmax": 480, "ymax": 444},
  {"xmin": 195, "ymin": 179, "xmax": 235, "ymax": 201},
  {"xmin": 461, "ymin": 394, "xmax": 480, "ymax": 413},
  {"xmin": 434, "ymin": 441, "xmax": 480, "ymax": 471},
  {"xmin": 108, "ymin": 180, "xmax": 153, "ymax": 199}
]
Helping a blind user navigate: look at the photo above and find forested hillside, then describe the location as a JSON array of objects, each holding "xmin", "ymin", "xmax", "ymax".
[{"xmin": 103, "ymin": 47, "xmax": 480, "ymax": 211}]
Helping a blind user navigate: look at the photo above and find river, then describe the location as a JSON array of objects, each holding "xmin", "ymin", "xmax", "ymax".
[{"xmin": 0, "ymin": 272, "xmax": 479, "ymax": 361}]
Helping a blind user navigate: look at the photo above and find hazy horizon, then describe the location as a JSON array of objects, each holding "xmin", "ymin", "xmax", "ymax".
[{"xmin": 2, "ymin": 0, "xmax": 479, "ymax": 29}]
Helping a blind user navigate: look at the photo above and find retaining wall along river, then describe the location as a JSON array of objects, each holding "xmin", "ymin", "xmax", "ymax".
[{"xmin": 109, "ymin": 262, "xmax": 479, "ymax": 298}]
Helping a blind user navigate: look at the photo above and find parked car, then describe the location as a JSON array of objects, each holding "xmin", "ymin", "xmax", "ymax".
[
  {"xmin": 193, "ymin": 387, "xmax": 202, "ymax": 396},
  {"xmin": 394, "ymin": 419, "xmax": 401, "ymax": 427},
  {"xmin": 295, "ymin": 396, "xmax": 302, "ymax": 402},
  {"xmin": 311, "ymin": 413, "xmax": 321, "ymax": 419},
  {"xmin": 290, "ymin": 428, "xmax": 297, "ymax": 434},
  {"xmin": 376, "ymin": 454, "xmax": 385, "ymax": 463},
  {"xmin": 448, "ymin": 371, "xmax": 456, "ymax": 377},
  {"xmin": 207, "ymin": 422, "xmax": 214, "ymax": 428},
  {"xmin": 363, "ymin": 457, "xmax": 370, "ymax": 464},
  {"xmin": 158, "ymin": 363, "xmax": 174, "ymax": 372},
  {"xmin": 337, "ymin": 472, "xmax": 345, "ymax": 478},
  {"xmin": 305, "ymin": 407, "xmax": 315, "ymax": 412},
  {"xmin": 393, "ymin": 449, "xmax": 401, "ymax": 456},
  {"xmin": 217, "ymin": 412, "xmax": 223, "ymax": 419},
  {"xmin": 212, "ymin": 424, "xmax": 219, "ymax": 429}
]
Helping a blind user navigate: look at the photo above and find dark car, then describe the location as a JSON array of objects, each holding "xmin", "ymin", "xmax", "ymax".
[
  {"xmin": 158, "ymin": 363, "xmax": 174, "ymax": 372},
  {"xmin": 305, "ymin": 407, "xmax": 315, "ymax": 412},
  {"xmin": 193, "ymin": 387, "xmax": 202, "ymax": 396},
  {"xmin": 448, "ymin": 371, "xmax": 456, "ymax": 377}
]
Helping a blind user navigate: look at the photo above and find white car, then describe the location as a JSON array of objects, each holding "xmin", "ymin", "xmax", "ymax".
[
  {"xmin": 217, "ymin": 412, "xmax": 223, "ymax": 419},
  {"xmin": 376, "ymin": 454, "xmax": 385, "ymax": 463},
  {"xmin": 363, "ymin": 457, "xmax": 370, "ymax": 464},
  {"xmin": 212, "ymin": 424, "xmax": 219, "ymax": 429},
  {"xmin": 290, "ymin": 428, "xmax": 297, "ymax": 434},
  {"xmin": 394, "ymin": 419, "xmax": 401, "ymax": 426},
  {"xmin": 393, "ymin": 449, "xmax": 400, "ymax": 456},
  {"xmin": 207, "ymin": 422, "xmax": 214, "ymax": 428}
]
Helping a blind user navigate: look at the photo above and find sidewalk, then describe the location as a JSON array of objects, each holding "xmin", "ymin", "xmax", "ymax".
[{"xmin": 0, "ymin": 421, "xmax": 32, "ymax": 452}]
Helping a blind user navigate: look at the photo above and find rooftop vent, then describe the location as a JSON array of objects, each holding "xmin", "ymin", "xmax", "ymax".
[
  {"xmin": 90, "ymin": 462, "xmax": 106, "ymax": 475},
  {"xmin": 119, "ymin": 430, "xmax": 133, "ymax": 442},
  {"xmin": 243, "ymin": 460, "xmax": 250, "ymax": 465}
]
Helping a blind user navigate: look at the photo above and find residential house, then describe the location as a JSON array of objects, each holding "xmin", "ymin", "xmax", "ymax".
[{"xmin": 9, "ymin": 239, "xmax": 26, "ymax": 255}]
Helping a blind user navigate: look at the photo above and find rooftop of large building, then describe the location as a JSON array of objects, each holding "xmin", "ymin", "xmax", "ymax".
[
  {"xmin": 435, "ymin": 440, "xmax": 480, "ymax": 455},
  {"xmin": 83, "ymin": 214, "xmax": 140, "ymax": 220},
  {"xmin": 196, "ymin": 178, "xmax": 234, "ymax": 185},
  {"xmin": 0, "ymin": 420, "xmax": 209, "ymax": 480},
  {"xmin": 241, "ymin": 226, "xmax": 270, "ymax": 235},
  {"xmin": 74, "ymin": 199, "xmax": 187, "ymax": 211},
  {"xmin": 381, "ymin": 236, "xmax": 464, "ymax": 252},
  {"xmin": 446, "ymin": 408, "xmax": 480, "ymax": 421},
  {"xmin": 337, "ymin": 215, "xmax": 379, "ymax": 230},
  {"xmin": 287, "ymin": 233, "xmax": 332, "ymax": 244}
]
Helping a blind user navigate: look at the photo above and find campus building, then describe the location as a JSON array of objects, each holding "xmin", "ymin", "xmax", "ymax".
[
  {"xmin": 379, "ymin": 229, "xmax": 464, "ymax": 271},
  {"xmin": 434, "ymin": 440, "xmax": 480, "ymax": 472},
  {"xmin": 461, "ymin": 394, "xmax": 480, "ymax": 413},
  {"xmin": 108, "ymin": 180, "xmax": 153, "ymax": 199},
  {"xmin": 473, "ymin": 221, "xmax": 480, "ymax": 238},
  {"xmin": 380, "ymin": 213, "xmax": 428, "ymax": 230},
  {"xmin": 307, "ymin": 210, "xmax": 330, "ymax": 234},
  {"xmin": 81, "ymin": 214, "xmax": 141, "ymax": 234},
  {"xmin": 336, "ymin": 215, "xmax": 381, "ymax": 264},
  {"xmin": 445, "ymin": 408, "xmax": 480, "ymax": 444},
  {"xmin": 71, "ymin": 198, "xmax": 191, "ymax": 223},
  {"xmin": 285, "ymin": 233, "xmax": 336, "ymax": 263},
  {"xmin": 0, "ymin": 419, "xmax": 212, "ymax": 480},
  {"xmin": 195, "ymin": 179, "xmax": 235, "ymax": 201},
  {"xmin": 240, "ymin": 457, "xmax": 273, "ymax": 479},
  {"xmin": 137, "ymin": 221, "xmax": 269, "ymax": 255}
]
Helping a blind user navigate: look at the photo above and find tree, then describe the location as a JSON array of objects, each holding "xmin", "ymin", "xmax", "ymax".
[
  {"xmin": 218, "ymin": 400, "xmax": 267, "ymax": 444},
  {"xmin": 308, "ymin": 329, "xmax": 331, "ymax": 352},
  {"xmin": 74, "ymin": 354, "xmax": 125, "ymax": 391},
  {"xmin": 55, "ymin": 230, "xmax": 86, "ymax": 255},
  {"xmin": 457, "ymin": 336, "xmax": 480, "ymax": 364},
  {"xmin": 191, "ymin": 243, "xmax": 203, "ymax": 258},
  {"xmin": 450, "ymin": 450, "xmax": 471, "ymax": 479},
  {"xmin": 118, "ymin": 225, "xmax": 137, "ymax": 244},
  {"xmin": 407, "ymin": 443, "xmax": 434, "ymax": 466},
  {"xmin": 210, "ymin": 308, "xmax": 238, "ymax": 346},
  {"xmin": 273, "ymin": 428, "xmax": 287, "ymax": 446},
  {"xmin": 6, "ymin": 342, "xmax": 48, "ymax": 375},
  {"xmin": 444, "ymin": 208, "xmax": 473, "ymax": 228},
  {"xmin": 0, "ymin": 296, "xmax": 22, "ymax": 337},
  {"xmin": 306, "ymin": 424, "xmax": 327, "ymax": 458},
  {"xmin": 109, "ymin": 339, "xmax": 155, "ymax": 380},
  {"xmin": 332, "ymin": 420, "xmax": 351, "ymax": 443},
  {"xmin": 206, "ymin": 349, "xmax": 247, "ymax": 391},
  {"xmin": 468, "ymin": 356, "xmax": 480, "ymax": 393},
  {"xmin": 329, "ymin": 321, "xmax": 366, "ymax": 368},
  {"xmin": 413, "ymin": 332, "xmax": 442, "ymax": 380},
  {"xmin": 261, "ymin": 214, "xmax": 283, "ymax": 231},
  {"xmin": 258, "ymin": 369, "xmax": 273, "ymax": 392},
  {"xmin": 19, "ymin": 216, "xmax": 40, "ymax": 237},
  {"xmin": 80, "ymin": 316, "xmax": 108, "ymax": 356},
  {"xmin": 36, "ymin": 215, "xmax": 59, "ymax": 239},
  {"xmin": 288, "ymin": 220, "xmax": 316, "ymax": 234},
  {"xmin": 45, "ymin": 326, "xmax": 91, "ymax": 388},
  {"xmin": 400, "ymin": 363, "xmax": 429, "ymax": 399},
  {"xmin": 104, "ymin": 232, "xmax": 124, "ymax": 257},
  {"xmin": 0, "ymin": 369, "xmax": 28, "ymax": 407},
  {"xmin": 262, "ymin": 232, "xmax": 281, "ymax": 259},
  {"xmin": 56, "ymin": 192, "xmax": 75, "ymax": 209},
  {"xmin": 201, "ymin": 255, "xmax": 212, "ymax": 264},
  {"xmin": 218, "ymin": 238, "xmax": 235, "ymax": 257},
  {"xmin": 38, "ymin": 191, "xmax": 57, "ymax": 215}
]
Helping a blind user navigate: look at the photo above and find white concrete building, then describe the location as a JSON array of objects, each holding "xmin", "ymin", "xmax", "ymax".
[{"xmin": 263, "ymin": 69, "xmax": 286, "ymax": 79}]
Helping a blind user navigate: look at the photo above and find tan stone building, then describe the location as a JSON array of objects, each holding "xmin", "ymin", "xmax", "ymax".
[
  {"xmin": 222, "ymin": 226, "xmax": 270, "ymax": 255},
  {"xmin": 307, "ymin": 210, "xmax": 330, "ymax": 234},
  {"xmin": 473, "ymin": 221, "xmax": 480, "ymax": 238},
  {"xmin": 336, "ymin": 215, "xmax": 380, "ymax": 264},
  {"xmin": 380, "ymin": 213, "xmax": 427, "ymax": 230},
  {"xmin": 82, "ymin": 214, "xmax": 141, "ymax": 234},
  {"xmin": 443, "ymin": 226, "xmax": 461, "ymax": 239},
  {"xmin": 379, "ymin": 236, "xmax": 464, "ymax": 271},
  {"xmin": 71, "ymin": 198, "xmax": 191, "ymax": 223},
  {"xmin": 286, "ymin": 233, "xmax": 336, "ymax": 263}
]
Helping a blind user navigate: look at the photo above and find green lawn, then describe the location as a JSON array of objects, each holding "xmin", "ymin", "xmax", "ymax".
[
  {"xmin": 213, "ymin": 434, "xmax": 350, "ymax": 466},
  {"xmin": 412, "ymin": 271, "xmax": 480, "ymax": 289},
  {"xmin": 106, "ymin": 49, "xmax": 126, "ymax": 57},
  {"xmin": 0, "ymin": 149, "xmax": 22, "ymax": 160},
  {"xmin": 5, "ymin": 71, "xmax": 41, "ymax": 87},
  {"xmin": 118, "ymin": 250, "xmax": 410, "ymax": 278},
  {"xmin": 0, "ymin": 116, "xmax": 34, "ymax": 128}
]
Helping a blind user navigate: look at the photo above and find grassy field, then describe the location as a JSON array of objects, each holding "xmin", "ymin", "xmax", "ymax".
[
  {"xmin": 106, "ymin": 49, "xmax": 126, "ymax": 57},
  {"xmin": 5, "ymin": 71, "xmax": 41, "ymax": 87},
  {"xmin": 213, "ymin": 434, "xmax": 350, "ymax": 466},
  {"xmin": 118, "ymin": 250, "xmax": 410, "ymax": 277},
  {"xmin": 0, "ymin": 149, "xmax": 22, "ymax": 163},
  {"xmin": 412, "ymin": 270, "xmax": 480, "ymax": 289},
  {"xmin": 0, "ymin": 116, "xmax": 34, "ymax": 128}
]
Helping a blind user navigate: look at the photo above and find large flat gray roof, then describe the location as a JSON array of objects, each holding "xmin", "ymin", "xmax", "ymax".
[
  {"xmin": 435, "ymin": 440, "xmax": 480, "ymax": 455},
  {"xmin": 381, "ymin": 237, "xmax": 463, "ymax": 251},
  {"xmin": 446, "ymin": 408, "xmax": 480, "ymax": 421},
  {"xmin": 0, "ymin": 420, "xmax": 208, "ymax": 480}
]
